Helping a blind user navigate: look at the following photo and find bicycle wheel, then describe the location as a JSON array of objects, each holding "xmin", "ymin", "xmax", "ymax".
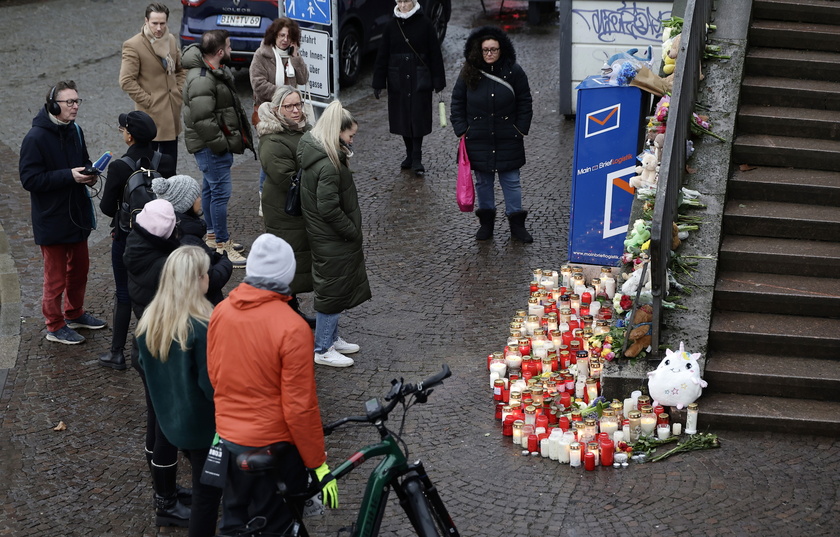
[{"xmin": 401, "ymin": 477, "xmax": 456, "ymax": 537}]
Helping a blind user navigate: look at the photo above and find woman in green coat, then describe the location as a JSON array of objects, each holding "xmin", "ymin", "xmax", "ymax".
[
  {"xmin": 137, "ymin": 246, "xmax": 221, "ymax": 537},
  {"xmin": 257, "ymin": 85, "xmax": 315, "ymax": 326},
  {"xmin": 298, "ymin": 101, "xmax": 371, "ymax": 368}
]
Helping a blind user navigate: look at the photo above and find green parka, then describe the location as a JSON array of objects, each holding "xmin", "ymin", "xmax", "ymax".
[
  {"xmin": 257, "ymin": 110, "xmax": 312, "ymax": 294},
  {"xmin": 181, "ymin": 44, "xmax": 254, "ymax": 156},
  {"xmin": 297, "ymin": 132, "xmax": 371, "ymax": 314}
]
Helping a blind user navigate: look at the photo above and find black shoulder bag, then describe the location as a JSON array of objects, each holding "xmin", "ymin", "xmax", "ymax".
[{"xmin": 284, "ymin": 169, "xmax": 303, "ymax": 216}]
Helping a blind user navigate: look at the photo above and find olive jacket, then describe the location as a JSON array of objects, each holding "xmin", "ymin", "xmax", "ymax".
[
  {"xmin": 181, "ymin": 44, "xmax": 254, "ymax": 156},
  {"xmin": 297, "ymin": 132, "xmax": 371, "ymax": 314},
  {"xmin": 257, "ymin": 112, "xmax": 313, "ymax": 294}
]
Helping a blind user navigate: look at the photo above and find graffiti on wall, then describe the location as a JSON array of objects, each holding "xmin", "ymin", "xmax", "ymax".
[{"xmin": 572, "ymin": 1, "xmax": 672, "ymax": 43}]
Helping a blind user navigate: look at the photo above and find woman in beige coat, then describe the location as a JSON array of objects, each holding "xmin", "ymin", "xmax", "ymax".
[{"xmin": 250, "ymin": 17, "xmax": 310, "ymax": 206}]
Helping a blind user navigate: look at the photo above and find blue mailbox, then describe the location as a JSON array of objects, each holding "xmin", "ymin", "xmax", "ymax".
[{"xmin": 568, "ymin": 76, "xmax": 646, "ymax": 265}]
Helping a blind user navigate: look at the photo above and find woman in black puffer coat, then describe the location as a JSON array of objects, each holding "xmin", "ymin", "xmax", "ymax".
[{"xmin": 450, "ymin": 26, "xmax": 534, "ymax": 243}]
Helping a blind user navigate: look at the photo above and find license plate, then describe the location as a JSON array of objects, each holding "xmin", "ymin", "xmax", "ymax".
[{"xmin": 217, "ymin": 14, "xmax": 261, "ymax": 27}]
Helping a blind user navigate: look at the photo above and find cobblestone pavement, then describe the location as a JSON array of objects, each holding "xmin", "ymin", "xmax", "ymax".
[{"xmin": 0, "ymin": 1, "xmax": 839, "ymax": 536}]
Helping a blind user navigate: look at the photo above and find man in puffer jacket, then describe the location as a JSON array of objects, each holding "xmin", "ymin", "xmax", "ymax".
[{"xmin": 182, "ymin": 29, "xmax": 254, "ymax": 268}]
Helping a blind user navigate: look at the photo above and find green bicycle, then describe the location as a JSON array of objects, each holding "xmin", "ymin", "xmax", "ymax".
[{"xmin": 233, "ymin": 364, "xmax": 459, "ymax": 537}]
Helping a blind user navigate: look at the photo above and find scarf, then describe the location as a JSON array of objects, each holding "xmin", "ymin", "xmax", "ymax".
[
  {"xmin": 143, "ymin": 24, "xmax": 175, "ymax": 76},
  {"xmin": 48, "ymin": 112, "xmax": 70, "ymax": 126},
  {"xmin": 394, "ymin": 2, "xmax": 421, "ymax": 18},
  {"xmin": 272, "ymin": 46, "xmax": 292, "ymax": 86}
]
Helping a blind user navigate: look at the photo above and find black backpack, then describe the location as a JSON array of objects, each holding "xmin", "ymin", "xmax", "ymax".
[{"xmin": 118, "ymin": 152, "xmax": 163, "ymax": 234}]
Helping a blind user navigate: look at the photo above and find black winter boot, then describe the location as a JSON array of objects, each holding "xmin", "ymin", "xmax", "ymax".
[
  {"xmin": 401, "ymin": 137, "xmax": 413, "ymax": 169},
  {"xmin": 145, "ymin": 450, "xmax": 191, "ymax": 506},
  {"xmin": 508, "ymin": 211, "xmax": 534, "ymax": 243},
  {"xmin": 474, "ymin": 209, "xmax": 496, "ymax": 241},
  {"xmin": 151, "ymin": 462, "xmax": 191, "ymax": 528},
  {"xmin": 411, "ymin": 137, "xmax": 424, "ymax": 176},
  {"xmin": 99, "ymin": 300, "xmax": 131, "ymax": 370},
  {"xmin": 289, "ymin": 296, "xmax": 317, "ymax": 329}
]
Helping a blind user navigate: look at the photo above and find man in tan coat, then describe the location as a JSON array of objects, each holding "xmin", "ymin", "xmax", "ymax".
[{"xmin": 119, "ymin": 2, "xmax": 185, "ymax": 163}]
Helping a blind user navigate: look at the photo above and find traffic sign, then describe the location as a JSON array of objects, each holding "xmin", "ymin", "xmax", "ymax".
[{"xmin": 285, "ymin": 0, "xmax": 331, "ymax": 26}]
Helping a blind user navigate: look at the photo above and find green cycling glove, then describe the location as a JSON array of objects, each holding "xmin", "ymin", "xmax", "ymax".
[{"xmin": 314, "ymin": 463, "xmax": 338, "ymax": 508}]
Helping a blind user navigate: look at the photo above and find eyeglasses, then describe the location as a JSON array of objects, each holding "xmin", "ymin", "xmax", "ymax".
[
  {"xmin": 482, "ymin": 48, "xmax": 500, "ymax": 55},
  {"xmin": 118, "ymin": 126, "xmax": 127, "ymax": 133},
  {"xmin": 57, "ymin": 99, "xmax": 83, "ymax": 107},
  {"xmin": 396, "ymin": 0, "xmax": 413, "ymax": 3},
  {"xmin": 281, "ymin": 102, "xmax": 303, "ymax": 111}
]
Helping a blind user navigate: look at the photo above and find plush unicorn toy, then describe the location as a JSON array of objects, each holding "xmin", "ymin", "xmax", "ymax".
[{"xmin": 647, "ymin": 342, "xmax": 707, "ymax": 409}]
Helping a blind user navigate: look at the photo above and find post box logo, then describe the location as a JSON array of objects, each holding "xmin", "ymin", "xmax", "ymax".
[
  {"xmin": 603, "ymin": 165, "xmax": 636, "ymax": 238},
  {"xmin": 585, "ymin": 103, "xmax": 621, "ymax": 138}
]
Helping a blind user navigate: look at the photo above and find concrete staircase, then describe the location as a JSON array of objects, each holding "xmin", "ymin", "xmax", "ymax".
[{"xmin": 702, "ymin": 0, "xmax": 840, "ymax": 435}]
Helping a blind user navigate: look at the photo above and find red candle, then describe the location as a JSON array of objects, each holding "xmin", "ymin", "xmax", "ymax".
[
  {"xmin": 599, "ymin": 433, "xmax": 614, "ymax": 466},
  {"xmin": 527, "ymin": 434, "xmax": 539, "ymax": 453},
  {"xmin": 502, "ymin": 416, "xmax": 515, "ymax": 436},
  {"xmin": 494, "ymin": 402, "xmax": 504, "ymax": 420},
  {"xmin": 654, "ymin": 405, "xmax": 665, "ymax": 418},
  {"xmin": 581, "ymin": 291, "xmax": 592, "ymax": 305},
  {"xmin": 584, "ymin": 452, "xmax": 596, "ymax": 471},
  {"xmin": 559, "ymin": 416, "xmax": 570, "ymax": 432},
  {"xmin": 536, "ymin": 414, "xmax": 548, "ymax": 431},
  {"xmin": 559, "ymin": 392, "xmax": 571, "ymax": 411}
]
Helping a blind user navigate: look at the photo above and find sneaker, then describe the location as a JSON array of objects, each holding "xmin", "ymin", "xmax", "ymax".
[
  {"xmin": 65, "ymin": 312, "xmax": 106, "ymax": 330},
  {"xmin": 217, "ymin": 240, "xmax": 247, "ymax": 268},
  {"xmin": 314, "ymin": 347, "xmax": 354, "ymax": 368},
  {"xmin": 333, "ymin": 336, "xmax": 360, "ymax": 354},
  {"xmin": 46, "ymin": 325, "xmax": 85, "ymax": 345},
  {"xmin": 206, "ymin": 233, "xmax": 244, "ymax": 252}
]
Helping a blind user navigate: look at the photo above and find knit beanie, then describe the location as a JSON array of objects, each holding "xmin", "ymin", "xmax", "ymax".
[
  {"xmin": 151, "ymin": 175, "xmax": 202, "ymax": 214},
  {"xmin": 245, "ymin": 234, "xmax": 296, "ymax": 286},
  {"xmin": 135, "ymin": 199, "xmax": 176, "ymax": 238}
]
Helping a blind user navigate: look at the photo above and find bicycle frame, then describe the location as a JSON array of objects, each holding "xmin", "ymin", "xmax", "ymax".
[{"xmin": 331, "ymin": 434, "xmax": 410, "ymax": 537}]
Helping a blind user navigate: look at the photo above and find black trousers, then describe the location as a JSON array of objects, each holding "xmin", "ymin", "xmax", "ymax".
[
  {"xmin": 183, "ymin": 447, "xmax": 223, "ymax": 537},
  {"xmin": 218, "ymin": 440, "xmax": 309, "ymax": 535}
]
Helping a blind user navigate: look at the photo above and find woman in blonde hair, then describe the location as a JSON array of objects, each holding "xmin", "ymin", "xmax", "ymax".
[
  {"xmin": 297, "ymin": 100, "xmax": 371, "ymax": 368},
  {"xmin": 137, "ymin": 245, "xmax": 221, "ymax": 537},
  {"xmin": 257, "ymin": 85, "xmax": 314, "ymax": 326}
]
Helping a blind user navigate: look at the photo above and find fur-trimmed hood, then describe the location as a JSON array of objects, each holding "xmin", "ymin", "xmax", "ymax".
[{"xmin": 463, "ymin": 25, "xmax": 517, "ymax": 69}]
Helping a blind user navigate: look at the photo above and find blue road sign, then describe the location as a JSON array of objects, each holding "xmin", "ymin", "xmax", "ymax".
[{"xmin": 285, "ymin": 0, "xmax": 331, "ymax": 26}]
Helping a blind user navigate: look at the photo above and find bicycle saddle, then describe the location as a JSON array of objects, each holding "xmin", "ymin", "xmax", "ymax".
[{"xmin": 236, "ymin": 441, "xmax": 296, "ymax": 473}]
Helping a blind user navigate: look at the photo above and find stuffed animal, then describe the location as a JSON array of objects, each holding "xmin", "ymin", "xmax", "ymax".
[
  {"xmin": 624, "ymin": 304, "xmax": 653, "ymax": 358},
  {"xmin": 630, "ymin": 152, "xmax": 659, "ymax": 189},
  {"xmin": 647, "ymin": 341, "xmax": 707, "ymax": 409},
  {"xmin": 653, "ymin": 133, "xmax": 665, "ymax": 163}
]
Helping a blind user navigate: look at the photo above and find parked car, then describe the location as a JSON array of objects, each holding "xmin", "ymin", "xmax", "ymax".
[{"xmin": 179, "ymin": 0, "xmax": 451, "ymax": 86}]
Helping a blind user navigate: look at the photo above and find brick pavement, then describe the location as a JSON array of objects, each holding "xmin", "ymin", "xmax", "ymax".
[{"xmin": 1, "ymin": 1, "xmax": 839, "ymax": 536}]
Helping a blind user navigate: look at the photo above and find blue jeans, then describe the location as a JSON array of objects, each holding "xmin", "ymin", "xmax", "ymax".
[
  {"xmin": 259, "ymin": 166, "xmax": 266, "ymax": 192},
  {"xmin": 314, "ymin": 312, "xmax": 340, "ymax": 354},
  {"xmin": 474, "ymin": 169, "xmax": 523, "ymax": 215},
  {"xmin": 194, "ymin": 147, "xmax": 234, "ymax": 243}
]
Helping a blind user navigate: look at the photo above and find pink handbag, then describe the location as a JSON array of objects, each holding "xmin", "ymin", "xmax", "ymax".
[{"xmin": 456, "ymin": 138, "xmax": 474, "ymax": 212}]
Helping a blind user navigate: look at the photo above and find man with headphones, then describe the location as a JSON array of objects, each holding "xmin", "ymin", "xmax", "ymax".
[{"xmin": 19, "ymin": 81, "xmax": 106, "ymax": 345}]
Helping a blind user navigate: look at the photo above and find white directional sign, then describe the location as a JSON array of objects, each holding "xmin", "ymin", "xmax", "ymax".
[{"xmin": 298, "ymin": 29, "xmax": 331, "ymax": 97}]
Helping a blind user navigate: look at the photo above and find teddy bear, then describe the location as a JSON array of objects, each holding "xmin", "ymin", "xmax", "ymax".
[
  {"xmin": 630, "ymin": 152, "xmax": 659, "ymax": 189},
  {"xmin": 624, "ymin": 304, "xmax": 653, "ymax": 358}
]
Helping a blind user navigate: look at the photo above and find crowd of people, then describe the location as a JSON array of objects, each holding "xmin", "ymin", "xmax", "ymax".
[{"xmin": 16, "ymin": 1, "xmax": 535, "ymax": 534}]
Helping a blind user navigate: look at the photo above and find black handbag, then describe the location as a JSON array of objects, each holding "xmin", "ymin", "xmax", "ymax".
[{"xmin": 284, "ymin": 169, "xmax": 303, "ymax": 216}]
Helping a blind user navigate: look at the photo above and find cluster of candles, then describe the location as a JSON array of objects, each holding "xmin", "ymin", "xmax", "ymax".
[{"xmin": 487, "ymin": 266, "xmax": 701, "ymax": 469}]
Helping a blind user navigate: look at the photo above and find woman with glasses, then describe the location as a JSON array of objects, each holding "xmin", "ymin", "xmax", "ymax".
[
  {"xmin": 250, "ymin": 17, "xmax": 309, "ymax": 212},
  {"xmin": 372, "ymin": 0, "xmax": 446, "ymax": 177},
  {"xmin": 450, "ymin": 26, "xmax": 534, "ymax": 243},
  {"xmin": 255, "ymin": 86, "xmax": 315, "ymax": 327}
]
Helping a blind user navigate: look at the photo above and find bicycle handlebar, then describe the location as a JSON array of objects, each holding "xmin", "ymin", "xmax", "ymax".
[{"xmin": 323, "ymin": 364, "xmax": 451, "ymax": 435}]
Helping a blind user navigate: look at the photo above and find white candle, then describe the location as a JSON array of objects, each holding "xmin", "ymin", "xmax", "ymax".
[
  {"xmin": 489, "ymin": 361, "xmax": 507, "ymax": 380},
  {"xmin": 657, "ymin": 425, "xmax": 671, "ymax": 440},
  {"xmin": 641, "ymin": 416, "xmax": 657, "ymax": 436},
  {"xmin": 540, "ymin": 438, "xmax": 550, "ymax": 457},
  {"xmin": 490, "ymin": 372, "xmax": 500, "ymax": 389},
  {"xmin": 672, "ymin": 423, "xmax": 682, "ymax": 436},
  {"xmin": 613, "ymin": 430, "xmax": 624, "ymax": 449},
  {"xmin": 569, "ymin": 443, "xmax": 581, "ymax": 467},
  {"xmin": 600, "ymin": 420, "xmax": 618, "ymax": 439},
  {"xmin": 623, "ymin": 398, "xmax": 635, "ymax": 418}
]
